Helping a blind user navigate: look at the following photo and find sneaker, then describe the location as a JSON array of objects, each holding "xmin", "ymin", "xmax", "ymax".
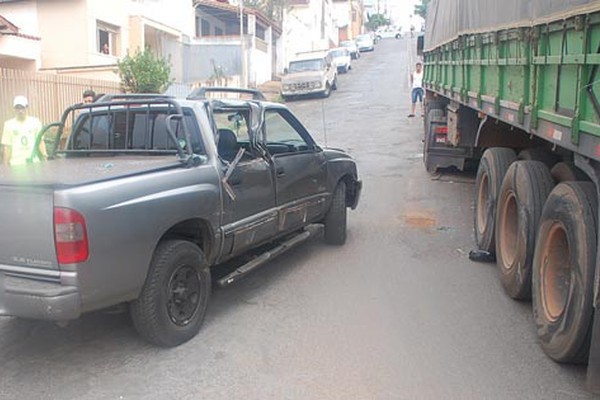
[{"xmin": 408, "ymin": 114, "xmax": 415, "ymax": 118}]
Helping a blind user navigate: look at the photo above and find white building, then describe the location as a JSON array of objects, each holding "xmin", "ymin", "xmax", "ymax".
[{"xmin": 280, "ymin": 0, "xmax": 337, "ymax": 72}]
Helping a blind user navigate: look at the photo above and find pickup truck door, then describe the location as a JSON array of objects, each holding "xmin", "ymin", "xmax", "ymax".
[
  {"xmin": 262, "ymin": 108, "xmax": 328, "ymax": 233},
  {"xmin": 216, "ymin": 106, "xmax": 277, "ymax": 256}
]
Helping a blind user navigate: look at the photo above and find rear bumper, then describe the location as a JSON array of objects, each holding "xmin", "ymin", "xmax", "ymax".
[{"xmin": 0, "ymin": 272, "xmax": 81, "ymax": 320}]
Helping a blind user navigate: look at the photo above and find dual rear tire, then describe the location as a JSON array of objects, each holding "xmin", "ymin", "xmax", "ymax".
[{"xmin": 475, "ymin": 148, "xmax": 597, "ymax": 363}]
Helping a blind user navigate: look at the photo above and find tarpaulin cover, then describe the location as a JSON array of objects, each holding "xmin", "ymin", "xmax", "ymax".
[{"xmin": 424, "ymin": 0, "xmax": 600, "ymax": 51}]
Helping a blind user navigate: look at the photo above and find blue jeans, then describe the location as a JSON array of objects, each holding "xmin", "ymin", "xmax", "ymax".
[{"xmin": 412, "ymin": 88, "xmax": 424, "ymax": 104}]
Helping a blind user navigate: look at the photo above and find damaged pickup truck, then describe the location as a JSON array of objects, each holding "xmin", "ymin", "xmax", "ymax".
[{"xmin": 0, "ymin": 89, "xmax": 361, "ymax": 346}]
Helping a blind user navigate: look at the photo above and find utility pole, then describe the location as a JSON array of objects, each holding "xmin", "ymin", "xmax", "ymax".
[{"xmin": 239, "ymin": 0, "xmax": 247, "ymax": 88}]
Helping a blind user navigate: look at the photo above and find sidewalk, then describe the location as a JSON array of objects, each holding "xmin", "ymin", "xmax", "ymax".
[{"xmin": 257, "ymin": 80, "xmax": 282, "ymax": 102}]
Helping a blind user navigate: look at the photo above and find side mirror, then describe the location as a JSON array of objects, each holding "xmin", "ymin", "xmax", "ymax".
[{"xmin": 283, "ymin": 67, "xmax": 288, "ymax": 74}]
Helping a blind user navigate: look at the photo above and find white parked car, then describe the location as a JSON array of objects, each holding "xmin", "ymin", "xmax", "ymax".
[
  {"xmin": 356, "ymin": 34, "xmax": 375, "ymax": 52},
  {"xmin": 329, "ymin": 48, "xmax": 352, "ymax": 73},
  {"xmin": 281, "ymin": 51, "xmax": 338, "ymax": 99},
  {"xmin": 375, "ymin": 27, "xmax": 402, "ymax": 40},
  {"xmin": 340, "ymin": 40, "xmax": 360, "ymax": 59}
]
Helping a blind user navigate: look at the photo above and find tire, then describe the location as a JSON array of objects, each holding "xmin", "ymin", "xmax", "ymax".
[
  {"xmin": 395, "ymin": 34, "xmax": 401, "ymax": 39},
  {"xmin": 324, "ymin": 181, "xmax": 347, "ymax": 245},
  {"xmin": 532, "ymin": 182, "xmax": 597, "ymax": 363},
  {"xmin": 550, "ymin": 162, "xmax": 588, "ymax": 183},
  {"xmin": 474, "ymin": 148, "xmax": 517, "ymax": 252},
  {"xmin": 130, "ymin": 240, "xmax": 211, "ymax": 347},
  {"xmin": 322, "ymin": 83, "xmax": 331, "ymax": 98},
  {"xmin": 518, "ymin": 148, "xmax": 558, "ymax": 169},
  {"xmin": 495, "ymin": 161, "xmax": 554, "ymax": 299},
  {"xmin": 332, "ymin": 77, "xmax": 338, "ymax": 91}
]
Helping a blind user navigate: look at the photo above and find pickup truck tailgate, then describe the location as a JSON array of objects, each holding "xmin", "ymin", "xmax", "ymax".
[{"xmin": 0, "ymin": 187, "xmax": 57, "ymax": 270}]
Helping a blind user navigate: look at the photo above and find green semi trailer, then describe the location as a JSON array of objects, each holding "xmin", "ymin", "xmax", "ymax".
[{"xmin": 422, "ymin": 0, "xmax": 600, "ymax": 392}]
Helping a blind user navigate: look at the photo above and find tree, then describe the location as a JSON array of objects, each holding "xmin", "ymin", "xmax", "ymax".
[
  {"xmin": 244, "ymin": 0, "xmax": 289, "ymax": 24},
  {"xmin": 365, "ymin": 13, "xmax": 390, "ymax": 31},
  {"xmin": 414, "ymin": 0, "xmax": 431, "ymax": 19},
  {"xmin": 117, "ymin": 47, "xmax": 172, "ymax": 93}
]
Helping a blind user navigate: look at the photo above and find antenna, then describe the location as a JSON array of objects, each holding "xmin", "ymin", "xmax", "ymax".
[{"xmin": 321, "ymin": 98, "xmax": 328, "ymax": 147}]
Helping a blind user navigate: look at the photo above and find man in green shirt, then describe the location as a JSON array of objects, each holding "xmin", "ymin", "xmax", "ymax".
[{"xmin": 2, "ymin": 96, "xmax": 46, "ymax": 166}]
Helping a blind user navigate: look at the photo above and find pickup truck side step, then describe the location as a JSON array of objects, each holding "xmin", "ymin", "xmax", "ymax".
[{"xmin": 218, "ymin": 224, "xmax": 323, "ymax": 287}]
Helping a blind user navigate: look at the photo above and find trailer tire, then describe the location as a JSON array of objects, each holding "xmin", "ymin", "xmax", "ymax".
[
  {"xmin": 550, "ymin": 162, "xmax": 588, "ymax": 183},
  {"xmin": 324, "ymin": 181, "xmax": 347, "ymax": 245},
  {"xmin": 495, "ymin": 161, "xmax": 554, "ymax": 299},
  {"xmin": 130, "ymin": 240, "xmax": 211, "ymax": 347},
  {"xmin": 518, "ymin": 148, "xmax": 558, "ymax": 169},
  {"xmin": 474, "ymin": 148, "xmax": 517, "ymax": 253},
  {"xmin": 532, "ymin": 182, "xmax": 597, "ymax": 363}
]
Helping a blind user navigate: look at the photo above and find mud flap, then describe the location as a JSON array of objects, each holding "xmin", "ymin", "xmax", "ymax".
[{"xmin": 587, "ymin": 308, "xmax": 600, "ymax": 393}]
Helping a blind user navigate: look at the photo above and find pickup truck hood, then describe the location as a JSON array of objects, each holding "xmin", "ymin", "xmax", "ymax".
[
  {"xmin": 0, "ymin": 157, "xmax": 182, "ymax": 188},
  {"xmin": 282, "ymin": 71, "xmax": 324, "ymax": 83}
]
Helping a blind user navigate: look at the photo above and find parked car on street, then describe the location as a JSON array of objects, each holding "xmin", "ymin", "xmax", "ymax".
[
  {"xmin": 340, "ymin": 40, "xmax": 360, "ymax": 59},
  {"xmin": 0, "ymin": 90, "xmax": 362, "ymax": 347},
  {"xmin": 281, "ymin": 51, "xmax": 338, "ymax": 100},
  {"xmin": 375, "ymin": 27, "xmax": 402, "ymax": 40},
  {"xmin": 329, "ymin": 47, "xmax": 352, "ymax": 73},
  {"xmin": 356, "ymin": 34, "xmax": 375, "ymax": 52}
]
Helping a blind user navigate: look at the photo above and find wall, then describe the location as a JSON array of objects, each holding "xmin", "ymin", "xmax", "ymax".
[
  {"xmin": 282, "ymin": 0, "xmax": 337, "ymax": 70},
  {"xmin": 0, "ymin": 67, "xmax": 120, "ymax": 128}
]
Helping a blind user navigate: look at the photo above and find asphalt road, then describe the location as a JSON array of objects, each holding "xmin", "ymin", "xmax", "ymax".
[{"xmin": 0, "ymin": 38, "xmax": 597, "ymax": 399}]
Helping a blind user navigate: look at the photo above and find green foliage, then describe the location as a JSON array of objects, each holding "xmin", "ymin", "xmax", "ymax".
[
  {"xmin": 365, "ymin": 13, "xmax": 390, "ymax": 31},
  {"xmin": 117, "ymin": 47, "xmax": 172, "ymax": 93},
  {"xmin": 244, "ymin": 0, "xmax": 288, "ymax": 24},
  {"xmin": 414, "ymin": 0, "xmax": 431, "ymax": 19}
]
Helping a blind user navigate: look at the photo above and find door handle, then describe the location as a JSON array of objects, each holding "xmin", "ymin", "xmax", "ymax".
[{"xmin": 276, "ymin": 166, "xmax": 285, "ymax": 177}]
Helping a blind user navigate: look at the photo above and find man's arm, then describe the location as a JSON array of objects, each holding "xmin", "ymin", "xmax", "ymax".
[
  {"xmin": 3, "ymin": 146, "xmax": 10, "ymax": 166},
  {"xmin": 2, "ymin": 122, "xmax": 11, "ymax": 166},
  {"xmin": 410, "ymin": 72, "xmax": 414, "ymax": 87}
]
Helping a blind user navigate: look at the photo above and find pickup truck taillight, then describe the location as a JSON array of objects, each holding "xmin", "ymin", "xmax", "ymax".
[{"xmin": 54, "ymin": 207, "xmax": 89, "ymax": 264}]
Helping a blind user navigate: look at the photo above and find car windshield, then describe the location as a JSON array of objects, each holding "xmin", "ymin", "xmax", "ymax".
[
  {"xmin": 356, "ymin": 35, "xmax": 370, "ymax": 41},
  {"xmin": 330, "ymin": 49, "xmax": 347, "ymax": 57},
  {"xmin": 341, "ymin": 41, "xmax": 354, "ymax": 48},
  {"xmin": 289, "ymin": 59, "xmax": 324, "ymax": 73}
]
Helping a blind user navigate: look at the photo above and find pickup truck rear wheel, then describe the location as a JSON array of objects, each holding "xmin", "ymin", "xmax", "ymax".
[
  {"xmin": 474, "ymin": 148, "xmax": 517, "ymax": 253},
  {"xmin": 324, "ymin": 181, "xmax": 347, "ymax": 245},
  {"xmin": 532, "ymin": 182, "xmax": 597, "ymax": 363},
  {"xmin": 130, "ymin": 240, "xmax": 211, "ymax": 347}
]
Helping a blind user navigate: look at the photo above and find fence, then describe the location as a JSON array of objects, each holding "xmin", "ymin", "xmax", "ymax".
[{"xmin": 0, "ymin": 68, "xmax": 121, "ymax": 128}]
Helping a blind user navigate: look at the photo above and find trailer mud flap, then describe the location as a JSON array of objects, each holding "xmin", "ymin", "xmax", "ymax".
[{"xmin": 587, "ymin": 310, "xmax": 600, "ymax": 394}]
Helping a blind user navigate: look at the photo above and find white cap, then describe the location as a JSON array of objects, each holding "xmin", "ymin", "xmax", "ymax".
[{"xmin": 13, "ymin": 95, "xmax": 28, "ymax": 108}]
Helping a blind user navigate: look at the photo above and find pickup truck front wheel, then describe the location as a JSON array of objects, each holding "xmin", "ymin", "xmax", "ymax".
[
  {"xmin": 130, "ymin": 240, "xmax": 211, "ymax": 347},
  {"xmin": 324, "ymin": 181, "xmax": 347, "ymax": 245}
]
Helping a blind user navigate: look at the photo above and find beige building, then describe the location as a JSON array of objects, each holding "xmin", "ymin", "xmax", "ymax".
[
  {"xmin": 0, "ymin": 3, "xmax": 41, "ymax": 71},
  {"xmin": 0, "ymin": 0, "xmax": 196, "ymax": 82}
]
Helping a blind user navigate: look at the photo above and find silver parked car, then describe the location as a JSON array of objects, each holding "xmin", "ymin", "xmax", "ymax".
[{"xmin": 356, "ymin": 34, "xmax": 375, "ymax": 52}]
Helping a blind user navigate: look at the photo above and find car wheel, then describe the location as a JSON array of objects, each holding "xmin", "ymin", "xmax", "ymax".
[
  {"xmin": 395, "ymin": 34, "xmax": 401, "ymax": 39},
  {"xmin": 130, "ymin": 240, "xmax": 211, "ymax": 347},
  {"xmin": 324, "ymin": 181, "xmax": 347, "ymax": 245},
  {"xmin": 323, "ymin": 83, "xmax": 331, "ymax": 98}
]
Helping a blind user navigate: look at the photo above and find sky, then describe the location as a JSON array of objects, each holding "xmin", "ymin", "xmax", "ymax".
[{"xmin": 364, "ymin": 0, "xmax": 424, "ymax": 31}]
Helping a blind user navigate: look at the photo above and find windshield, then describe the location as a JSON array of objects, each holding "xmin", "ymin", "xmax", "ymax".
[
  {"xmin": 341, "ymin": 41, "xmax": 354, "ymax": 48},
  {"xmin": 330, "ymin": 49, "xmax": 347, "ymax": 58},
  {"xmin": 288, "ymin": 59, "xmax": 325, "ymax": 73},
  {"xmin": 356, "ymin": 35, "xmax": 371, "ymax": 41}
]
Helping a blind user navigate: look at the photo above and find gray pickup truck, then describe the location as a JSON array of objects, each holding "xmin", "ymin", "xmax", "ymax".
[{"xmin": 0, "ymin": 89, "xmax": 361, "ymax": 347}]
